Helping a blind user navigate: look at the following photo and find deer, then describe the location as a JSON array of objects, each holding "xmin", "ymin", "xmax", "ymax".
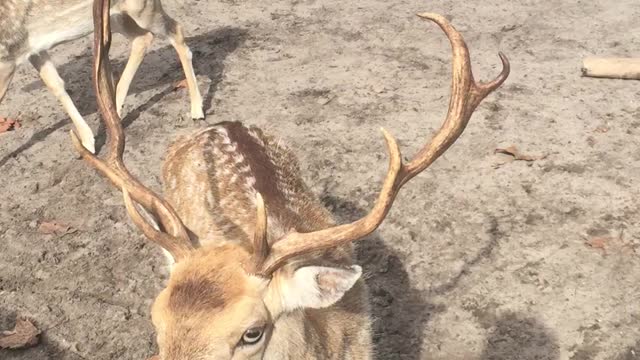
[
  {"xmin": 72, "ymin": 0, "xmax": 510, "ymax": 358},
  {"xmin": 0, "ymin": 0, "xmax": 204, "ymax": 153}
]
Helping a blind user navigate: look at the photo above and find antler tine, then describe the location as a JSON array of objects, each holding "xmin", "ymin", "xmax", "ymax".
[
  {"xmin": 123, "ymin": 189, "xmax": 193, "ymax": 260},
  {"xmin": 70, "ymin": 0, "xmax": 194, "ymax": 260},
  {"xmin": 402, "ymin": 12, "xmax": 510, "ymax": 183},
  {"xmin": 256, "ymin": 13, "xmax": 510, "ymax": 276},
  {"xmin": 251, "ymin": 193, "xmax": 270, "ymax": 271}
]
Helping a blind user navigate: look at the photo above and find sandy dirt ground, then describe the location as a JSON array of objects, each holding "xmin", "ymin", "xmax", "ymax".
[{"xmin": 1, "ymin": 0, "xmax": 640, "ymax": 359}]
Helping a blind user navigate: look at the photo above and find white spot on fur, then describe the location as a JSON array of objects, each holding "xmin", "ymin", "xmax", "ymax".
[
  {"xmin": 223, "ymin": 144, "xmax": 237, "ymax": 153},
  {"xmin": 245, "ymin": 177, "xmax": 256, "ymax": 189},
  {"xmin": 248, "ymin": 128, "xmax": 265, "ymax": 147},
  {"xmin": 206, "ymin": 192, "xmax": 215, "ymax": 207},
  {"xmin": 168, "ymin": 176, "xmax": 177, "ymax": 190},
  {"xmin": 218, "ymin": 128, "xmax": 231, "ymax": 144},
  {"xmin": 233, "ymin": 154, "xmax": 245, "ymax": 165}
]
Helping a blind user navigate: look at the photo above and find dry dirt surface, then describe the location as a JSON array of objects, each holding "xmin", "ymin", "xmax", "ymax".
[{"xmin": 1, "ymin": 0, "xmax": 640, "ymax": 359}]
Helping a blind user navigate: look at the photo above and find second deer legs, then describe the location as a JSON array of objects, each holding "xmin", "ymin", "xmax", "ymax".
[
  {"xmin": 122, "ymin": 8, "xmax": 204, "ymax": 120},
  {"xmin": 115, "ymin": 31, "xmax": 155, "ymax": 117},
  {"xmin": 29, "ymin": 52, "xmax": 96, "ymax": 153},
  {"xmin": 168, "ymin": 24, "xmax": 204, "ymax": 120}
]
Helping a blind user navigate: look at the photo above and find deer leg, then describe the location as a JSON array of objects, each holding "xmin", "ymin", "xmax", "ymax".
[
  {"xmin": 111, "ymin": 14, "xmax": 155, "ymax": 118},
  {"xmin": 166, "ymin": 22, "xmax": 204, "ymax": 120},
  {"xmin": 125, "ymin": 7, "xmax": 203, "ymax": 119},
  {"xmin": 0, "ymin": 61, "xmax": 16, "ymax": 104},
  {"xmin": 115, "ymin": 31, "xmax": 154, "ymax": 117},
  {"xmin": 30, "ymin": 52, "xmax": 95, "ymax": 153}
]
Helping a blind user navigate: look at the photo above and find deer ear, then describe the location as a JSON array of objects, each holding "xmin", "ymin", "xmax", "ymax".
[
  {"xmin": 162, "ymin": 249, "xmax": 176, "ymax": 267},
  {"xmin": 275, "ymin": 265, "xmax": 362, "ymax": 312}
]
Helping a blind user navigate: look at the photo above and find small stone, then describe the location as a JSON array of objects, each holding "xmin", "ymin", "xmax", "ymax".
[{"xmin": 372, "ymin": 84, "xmax": 385, "ymax": 94}]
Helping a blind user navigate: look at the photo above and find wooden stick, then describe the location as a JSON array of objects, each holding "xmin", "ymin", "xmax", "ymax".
[{"xmin": 582, "ymin": 57, "xmax": 640, "ymax": 80}]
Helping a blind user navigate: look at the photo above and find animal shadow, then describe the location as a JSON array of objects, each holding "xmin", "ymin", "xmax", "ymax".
[
  {"xmin": 479, "ymin": 311, "xmax": 560, "ymax": 360},
  {"xmin": 22, "ymin": 26, "xmax": 248, "ymax": 118},
  {"xmin": 321, "ymin": 194, "xmax": 438, "ymax": 360},
  {"xmin": 1, "ymin": 27, "xmax": 247, "ymax": 167},
  {"xmin": 614, "ymin": 339, "xmax": 640, "ymax": 360},
  {"xmin": 0, "ymin": 307, "xmax": 72, "ymax": 360}
]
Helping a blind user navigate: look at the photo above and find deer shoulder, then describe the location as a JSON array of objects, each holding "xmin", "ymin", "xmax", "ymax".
[{"xmin": 162, "ymin": 122, "xmax": 351, "ymax": 260}]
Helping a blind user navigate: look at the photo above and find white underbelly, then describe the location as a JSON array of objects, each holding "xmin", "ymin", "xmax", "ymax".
[
  {"xmin": 27, "ymin": 21, "xmax": 92, "ymax": 55},
  {"xmin": 19, "ymin": 0, "xmax": 120, "ymax": 63}
]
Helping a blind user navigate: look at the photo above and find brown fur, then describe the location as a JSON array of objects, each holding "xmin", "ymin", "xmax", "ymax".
[
  {"xmin": 155, "ymin": 121, "xmax": 372, "ymax": 359},
  {"xmin": 166, "ymin": 245, "xmax": 253, "ymax": 315}
]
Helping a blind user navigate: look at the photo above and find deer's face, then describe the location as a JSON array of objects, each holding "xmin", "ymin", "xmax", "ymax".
[
  {"xmin": 150, "ymin": 243, "xmax": 362, "ymax": 360},
  {"xmin": 151, "ymin": 245, "xmax": 272, "ymax": 360}
]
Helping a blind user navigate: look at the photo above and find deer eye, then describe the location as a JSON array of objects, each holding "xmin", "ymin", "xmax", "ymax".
[{"xmin": 240, "ymin": 327, "xmax": 264, "ymax": 345}]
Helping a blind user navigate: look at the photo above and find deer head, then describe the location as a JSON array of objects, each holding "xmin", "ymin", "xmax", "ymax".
[{"xmin": 73, "ymin": 0, "xmax": 509, "ymax": 358}]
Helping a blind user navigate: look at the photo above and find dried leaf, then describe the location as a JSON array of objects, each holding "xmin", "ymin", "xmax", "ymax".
[
  {"xmin": 0, "ymin": 318, "xmax": 40, "ymax": 349},
  {"xmin": 586, "ymin": 236, "xmax": 609, "ymax": 250},
  {"xmin": 38, "ymin": 221, "xmax": 78, "ymax": 237},
  {"xmin": 594, "ymin": 126, "xmax": 609, "ymax": 133},
  {"xmin": 495, "ymin": 145, "xmax": 546, "ymax": 162},
  {"xmin": 173, "ymin": 79, "xmax": 188, "ymax": 91},
  {"xmin": 585, "ymin": 235, "xmax": 639, "ymax": 257},
  {"xmin": 0, "ymin": 117, "xmax": 20, "ymax": 134}
]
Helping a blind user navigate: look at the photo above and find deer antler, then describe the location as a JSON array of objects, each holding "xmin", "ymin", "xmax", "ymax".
[
  {"xmin": 255, "ymin": 13, "xmax": 510, "ymax": 276},
  {"xmin": 71, "ymin": 0, "xmax": 194, "ymax": 261},
  {"xmin": 251, "ymin": 193, "xmax": 270, "ymax": 271}
]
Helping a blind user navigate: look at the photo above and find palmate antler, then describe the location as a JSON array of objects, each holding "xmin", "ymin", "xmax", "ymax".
[
  {"xmin": 253, "ymin": 13, "xmax": 510, "ymax": 276},
  {"xmin": 71, "ymin": 0, "xmax": 194, "ymax": 261}
]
